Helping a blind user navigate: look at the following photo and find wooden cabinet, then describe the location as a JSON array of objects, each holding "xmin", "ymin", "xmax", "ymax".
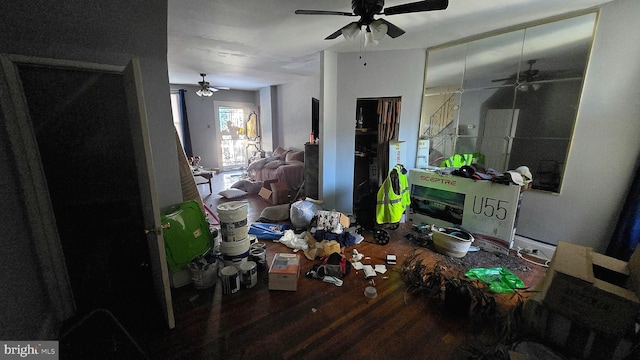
[{"xmin": 304, "ymin": 143, "xmax": 319, "ymax": 199}]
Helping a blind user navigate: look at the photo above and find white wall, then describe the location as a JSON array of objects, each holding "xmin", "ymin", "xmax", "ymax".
[
  {"xmin": 259, "ymin": 86, "xmax": 275, "ymax": 152},
  {"xmin": 276, "ymin": 76, "xmax": 320, "ymax": 151},
  {"xmin": 325, "ymin": 0, "xmax": 640, "ymax": 252},
  {"xmin": 332, "ymin": 49, "xmax": 426, "ymax": 213},
  {"xmin": 1, "ymin": 0, "xmax": 183, "ymax": 211},
  {"xmin": 516, "ymin": 0, "xmax": 640, "ymax": 251},
  {"xmin": 172, "ymin": 85, "xmax": 259, "ymax": 170},
  {"xmin": 320, "ymin": 51, "xmax": 339, "ymax": 208}
]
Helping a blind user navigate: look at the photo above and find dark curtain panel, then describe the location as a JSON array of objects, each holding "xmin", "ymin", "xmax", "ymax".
[
  {"xmin": 179, "ymin": 89, "xmax": 193, "ymax": 157},
  {"xmin": 377, "ymin": 98, "xmax": 401, "ymax": 184},
  {"xmin": 607, "ymin": 164, "xmax": 640, "ymax": 261}
]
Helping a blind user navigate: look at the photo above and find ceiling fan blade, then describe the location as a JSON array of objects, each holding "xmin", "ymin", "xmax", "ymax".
[
  {"xmin": 325, "ymin": 22, "xmax": 361, "ymax": 40},
  {"xmin": 383, "ymin": 0, "xmax": 449, "ymax": 16},
  {"xmin": 295, "ymin": 9, "xmax": 355, "ymax": 16},
  {"xmin": 325, "ymin": 28, "xmax": 345, "ymax": 40},
  {"xmin": 491, "ymin": 77, "xmax": 514, "ymax": 82},
  {"xmin": 378, "ymin": 19, "xmax": 405, "ymax": 38}
]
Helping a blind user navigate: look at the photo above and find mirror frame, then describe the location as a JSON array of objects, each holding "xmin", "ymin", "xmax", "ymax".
[{"xmin": 419, "ymin": 11, "xmax": 598, "ymax": 194}]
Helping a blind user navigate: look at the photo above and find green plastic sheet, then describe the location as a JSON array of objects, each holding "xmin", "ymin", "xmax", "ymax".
[{"xmin": 465, "ymin": 267, "xmax": 525, "ymax": 293}]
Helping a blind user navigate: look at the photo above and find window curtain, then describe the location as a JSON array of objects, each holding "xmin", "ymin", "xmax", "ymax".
[
  {"xmin": 606, "ymin": 165, "xmax": 640, "ymax": 261},
  {"xmin": 377, "ymin": 98, "xmax": 401, "ymax": 184},
  {"xmin": 178, "ymin": 89, "xmax": 193, "ymax": 157}
]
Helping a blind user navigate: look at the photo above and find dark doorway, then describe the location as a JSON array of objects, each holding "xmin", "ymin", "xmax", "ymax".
[
  {"xmin": 312, "ymin": 97, "xmax": 319, "ymax": 140},
  {"xmin": 16, "ymin": 64, "xmax": 164, "ymax": 339}
]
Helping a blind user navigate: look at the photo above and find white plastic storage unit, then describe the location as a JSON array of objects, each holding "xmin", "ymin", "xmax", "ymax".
[
  {"xmin": 388, "ymin": 141, "xmax": 405, "ymax": 173},
  {"xmin": 407, "ymin": 169, "xmax": 521, "ymax": 254}
]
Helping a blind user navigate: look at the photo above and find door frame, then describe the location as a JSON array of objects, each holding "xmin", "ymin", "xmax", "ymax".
[
  {"xmin": 213, "ymin": 100, "xmax": 256, "ymax": 171},
  {"xmin": 0, "ymin": 54, "xmax": 175, "ymax": 330}
]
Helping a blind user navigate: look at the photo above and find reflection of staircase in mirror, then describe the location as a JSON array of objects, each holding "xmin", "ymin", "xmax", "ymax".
[
  {"xmin": 424, "ymin": 93, "xmax": 457, "ymax": 137},
  {"xmin": 424, "ymin": 94, "xmax": 457, "ymax": 164}
]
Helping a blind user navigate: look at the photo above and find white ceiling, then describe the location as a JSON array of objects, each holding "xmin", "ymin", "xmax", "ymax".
[{"xmin": 167, "ymin": 0, "xmax": 615, "ymax": 90}]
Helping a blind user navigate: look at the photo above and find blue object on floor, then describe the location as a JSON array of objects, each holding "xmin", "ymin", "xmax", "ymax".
[{"xmin": 248, "ymin": 222, "xmax": 290, "ymax": 240}]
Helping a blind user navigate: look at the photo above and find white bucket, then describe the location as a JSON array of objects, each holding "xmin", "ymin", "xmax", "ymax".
[
  {"xmin": 220, "ymin": 266, "xmax": 240, "ymax": 294},
  {"xmin": 217, "ymin": 201, "xmax": 249, "ymax": 242},
  {"xmin": 432, "ymin": 228, "xmax": 474, "ymax": 258},
  {"xmin": 220, "ymin": 236, "xmax": 250, "ymax": 267},
  {"xmin": 188, "ymin": 260, "xmax": 218, "ymax": 289},
  {"xmin": 239, "ymin": 261, "xmax": 258, "ymax": 288}
]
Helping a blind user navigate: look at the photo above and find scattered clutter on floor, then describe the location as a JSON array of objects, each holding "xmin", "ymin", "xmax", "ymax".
[
  {"xmin": 400, "ymin": 252, "xmax": 507, "ymax": 318},
  {"xmin": 156, "ymin": 165, "xmax": 640, "ymax": 359},
  {"xmin": 423, "ymin": 241, "xmax": 640, "ymax": 360}
]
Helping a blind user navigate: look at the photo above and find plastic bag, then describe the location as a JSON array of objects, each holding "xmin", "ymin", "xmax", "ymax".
[
  {"xmin": 278, "ymin": 229, "xmax": 309, "ymax": 251},
  {"xmin": 290, "ymin": 200, "xmax": 322, "ymax": 229},
  {"xmin": 465, "ymin": 267, "xmax": 525, "ymax": 293},
  {"xmin": 248, "ymin": 222, "xmax": 290, "ymax": 240}
]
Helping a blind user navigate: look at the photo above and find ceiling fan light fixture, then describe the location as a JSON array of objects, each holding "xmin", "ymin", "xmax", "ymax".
[
  {"xmin": 342, "ymin": 23, "xmax": 361, "ymax": 41},
  {"xmin": 364, "ymin": 27, "xmax": 379, "ymax": 47},
  {"xmin": 196, "ymin": 73, "xmax": 217, "ymax": 97},
  {"xmin": 370, "ymin": 19, "xmax": 388, "ymax": 40},
  {"xmin": 196, "ymin": 88, "xmax": 214, "ymax": 97}
]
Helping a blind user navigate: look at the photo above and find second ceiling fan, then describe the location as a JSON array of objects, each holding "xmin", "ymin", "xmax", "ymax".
[{"xmin": 295, "ymin": 0, "xmax": 449, "ymax": 42}]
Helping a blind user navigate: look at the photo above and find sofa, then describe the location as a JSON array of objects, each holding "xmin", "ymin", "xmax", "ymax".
[{"xmin": 247, "ymin": 146, "xmax": 305, "ymax": 191}]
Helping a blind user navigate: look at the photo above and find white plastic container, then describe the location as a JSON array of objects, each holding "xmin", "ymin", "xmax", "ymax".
[
  {"xmin": 188, "ymin": 259, "xmax": 217, "ymax": 289},
  {"xmin": 217, "ymin": 201, "xmax": 249, "ymax": 242},
  {"xmin": 220, "ymin": 236, "xmax": 250, "ymax": 267},
  {"xmin": 432, "ymin": 227, "xmax": 475, "ymax": 258}
]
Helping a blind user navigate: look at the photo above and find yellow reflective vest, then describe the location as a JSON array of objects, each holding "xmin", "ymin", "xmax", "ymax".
[{"xmin": 376, "ymin": 164, "xmax": 411, "ymax": 224}]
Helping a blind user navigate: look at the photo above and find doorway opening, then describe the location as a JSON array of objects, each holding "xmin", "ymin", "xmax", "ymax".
[
  {"xmin": 215, "ymin": 101, "xmax": 256, "ymax": 171},
  {"xmin": 16, "ymin": 63, "xmax": 165, "ymax": 338}
]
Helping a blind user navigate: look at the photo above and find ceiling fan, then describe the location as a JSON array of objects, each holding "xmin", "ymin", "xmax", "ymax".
[
  {"xmin": 493, "ymin": 60, "xmax": 540, "ymax": 84},
  {"xmin": 295, "ymin": 0, "xmax": 449, "ymax": 44},
  {"xmin": 492, "ymin": 60, "xmax": 544, "ymax": 92},
  {"xmin": 196, "ymin": 73, "xmax": 229, "ymax": 97}
]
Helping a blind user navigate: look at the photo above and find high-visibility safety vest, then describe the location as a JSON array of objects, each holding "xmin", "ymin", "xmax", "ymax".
[
  {"xmin": 376, "ymin": 164, "xmax": 411, "ymax": 224},
  {"xmin": 439, "ymin": 153, "xmax": 485, "ymax": 168}
]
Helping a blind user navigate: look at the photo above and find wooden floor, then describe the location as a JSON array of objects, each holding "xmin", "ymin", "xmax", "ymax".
[{"xmin": 140, "ymin": 171, "xmax": 548, "ymax": 360}]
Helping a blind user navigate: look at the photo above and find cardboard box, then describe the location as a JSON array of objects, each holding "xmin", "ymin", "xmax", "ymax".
[
  {"xmin": 523, "ymin": 292, "xmax": 636, "ymax": 359},
  {"xmin": 315, "ymin": 210, "xmax": 350, "ymax": 232},
  {"xmin": 258, "ymin": 179, "xmax": 290, "ymax": 205},
  {"xmin": 407, "ymin": 169, "xmax": 521, "ymax": 253},
  {"xmin": 538, "ymin": 241, "xmax": 640, "ymax": 336},
  {"xmin": 269, "ymin": 253, "xmax": 300, "ymax": 291}
]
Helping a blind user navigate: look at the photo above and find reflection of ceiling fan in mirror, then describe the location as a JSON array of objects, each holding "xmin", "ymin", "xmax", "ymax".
[
  {"xmin": 196, "ymin": 73, "xmax": 229, "ymax": 97},
  {"xmin": 295, "ymin": 0, "xmax": 449, "ymax": 45},
  {"xmin": 493, "ymin": 59, "xmax": 539, "ymax": 83},
  {"xmin": 492, "ymin": 60, "xmax": 542, "ymax": 92}
]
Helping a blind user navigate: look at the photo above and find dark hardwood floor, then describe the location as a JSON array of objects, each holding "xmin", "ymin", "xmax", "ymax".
[{"xmin": 140, "ymin": 171, "xmax": 548, "ymax": 360}]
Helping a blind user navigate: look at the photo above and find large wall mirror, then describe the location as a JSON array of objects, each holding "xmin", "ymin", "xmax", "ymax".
[{"xmin": 418, "ymin": 12, "xmax": 598, "ymax": 193}]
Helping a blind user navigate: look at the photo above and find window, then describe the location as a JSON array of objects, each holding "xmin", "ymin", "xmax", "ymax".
[
  {"xmin": 215, "ymin": 102, "xmax": 256, "ymax": 170},
  {"xmin": 170, "ymin": 92, "xmax": 184, "ymax": 146}
]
